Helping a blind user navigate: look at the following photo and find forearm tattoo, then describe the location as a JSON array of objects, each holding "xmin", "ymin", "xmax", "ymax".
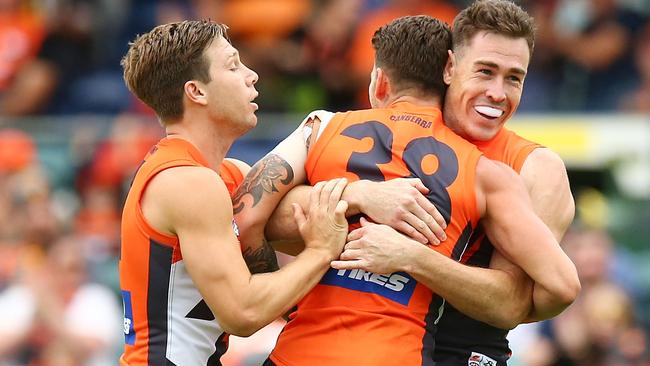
[
  {"xmin": 242, "ymin": 239, "xmax": 280, "ymax": 274},
  {"xmin": 232, "ymin": 154, "xmax": 294, "ymax": 214}
]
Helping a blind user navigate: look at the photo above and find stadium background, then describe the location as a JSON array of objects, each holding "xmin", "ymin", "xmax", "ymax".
[{"xmin": 0, "ymin": 0, "xmax": 649, "ymax": 365}]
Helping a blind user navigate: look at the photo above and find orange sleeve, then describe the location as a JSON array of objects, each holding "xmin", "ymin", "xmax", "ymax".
[{"xmin": 219, "ymin": 160, "xmax": 245, "ymax": 194}]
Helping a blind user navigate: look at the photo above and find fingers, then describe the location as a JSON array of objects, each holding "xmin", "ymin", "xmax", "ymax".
[
  {"xmin": 392, "ymin": 178, "xmax": 446, "ymax": 244},
  {"xmin": 346, "ymin": 219, "xmax": 375, "ymax": 242},
  {"xmin": 330, "ymin": 259, "xmax": 367, "ymax": 271},
  {"xmin": 292, "ymin": 203, "xmax": 306, "ymax": 228},
  {"xmin": 403, "ymin": 203, "xmax": 439, "ymax": 244},
  {"xmin": 359, "ymin": 217, "xmax": 373, "ymax": 227},
  {"xmin": 419, "ymin": 197, "xmax": 447, "ymax": 231},
  {"xmin": 339, "ymin": 248, "xmax": 362, "ymax": 261},
  {"xmin": 427, "ymin": 215, "xmax": 446, "ymax": 243},
  {"xmin": 318, "ymin": 178, "xmax": 347, "ymax": 212},
  {"xmin": 396, "ymin": 222, "xmax": 428, "ymax": 244},
  {"xmin": 343, "ymin": 238, "xmax": 363, "ymax": 250},
  {"xmin": 316, "ymin": 178, "xmax": 348, "ymax": 229},
  {"xmin": 406, "ymin": 178, "xmax": 429, "ymax": 194},
  {"xmin": 310, "ymin": 181, "xmax": 324, "ymax": 208},
  {"xmin": 329, "ymin": 178, "xmax": 348, "ymax": 214},
  {"xmin": 334, "ymin": 200, "xmax": 349, "ymax": 227},
  {"xmin": 414, "ymin": 195, "xmax": 447, "ymax": 242},
  {"xmin": 347, "ymin": 228, "xmax": 363, "ymax": 242},
  {"xmin": 319, "ymin": 178, "xmax": 339, "ymax": 206}
]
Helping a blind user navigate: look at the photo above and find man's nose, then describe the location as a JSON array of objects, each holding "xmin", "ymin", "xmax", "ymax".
[
  {"xmin": 485, "ymin": 79, "xmax": 506, "ymax": 103},
  {"xmin": 248, "ymin": 67, "xmax": 259, "ymax": 86}
]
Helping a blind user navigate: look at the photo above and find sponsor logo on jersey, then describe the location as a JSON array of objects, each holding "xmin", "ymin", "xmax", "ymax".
[
  {"xmin": 122, "ymin": 290, "xmax": 136, "ymax": 345},
  {"xmin": 468, "ymin": 351, "xmax": 496, "ymax": 366},
  {"xmin": 320, "ymin": 268, "xmax": 416, "ymax": 305}
]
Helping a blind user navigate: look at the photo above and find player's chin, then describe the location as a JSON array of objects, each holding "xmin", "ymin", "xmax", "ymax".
[
  {"xmin": 467, "ymin": 121, "xmax": 499, "ymax": 141},
  {"xmin": 480, "ymin": 125, "xmax": 502, "ymax": 141},
  {"xmin": 247, "ymin": 114, "xmax": 258, "ymax": 128},
  {"xmin": 477, "ymin": 117, "xmax": 506, "ymax": 139}
]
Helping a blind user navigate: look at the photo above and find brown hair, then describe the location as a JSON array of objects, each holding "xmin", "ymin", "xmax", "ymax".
[
  {"xmin": 452, "ymin": 0, "xmax": 535, "ymax": 57},
  {"xmin": 121, "ymin": 20, "xmax": 229, "ymax": 123},
  {"xmin": 372, "ymin": 15, "xmax": 452, "ymax": 98}
]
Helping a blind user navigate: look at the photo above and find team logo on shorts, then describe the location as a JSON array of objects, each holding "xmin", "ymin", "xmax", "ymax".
[
  {"xmin": 122, "ymin": 290, "xmax": 136, "ymax": 345},
  {"xmin": 468, "ymin": 351, "xmax": 496, "ymax": 366}
]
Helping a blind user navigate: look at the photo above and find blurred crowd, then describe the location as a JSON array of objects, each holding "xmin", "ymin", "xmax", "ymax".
[
  {"xmin": 0, "ymin": 119, "xmax": 154, "ymax": 365},
  {"xmin": 1, "ymin": 0, "xmax": 650, "ymax": 365},
  {"xmin": 1, "ymin": 0, "xmax": 649, "ymax": 117},
  {"xmin": 509, "ymin": 222, "xmax": 650, "ymax": 366}
]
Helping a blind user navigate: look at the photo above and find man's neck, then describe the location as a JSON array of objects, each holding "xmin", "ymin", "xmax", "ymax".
[
  {"xmin": 385, "ymin": 94, "xmax": 442, "ymax": 109},
  {"xmin": 165, "ymin": 120, "xmax": 234, "ymax": 171}
]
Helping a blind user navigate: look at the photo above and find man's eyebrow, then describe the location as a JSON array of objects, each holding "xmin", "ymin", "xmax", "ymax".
[
  {"xmin": 226, "ymin": 51, "xmax": 239, "ymax": 61},
  {"xmin": 474, "ymin": 60, "xmax": 526, "ymax": 76}
]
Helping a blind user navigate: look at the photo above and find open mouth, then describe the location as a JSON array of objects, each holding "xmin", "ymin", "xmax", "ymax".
[
  {"xmin": 474, "ymin": 106, "xmax": 503, "ymax": 120},
  {"xmin": 250, "ymin": 92, "xmax": 259, "ymax": 110}
]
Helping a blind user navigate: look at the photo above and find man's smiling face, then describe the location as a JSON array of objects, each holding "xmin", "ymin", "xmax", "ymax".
[{"xmin": 443, "ymin": 31, "xmax": 530, "ymax": 142}]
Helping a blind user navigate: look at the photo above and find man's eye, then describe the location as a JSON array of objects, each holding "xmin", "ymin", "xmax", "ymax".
[{"xmin": 478, "ymin": 69, "xmax": 492, "ymax": 75}]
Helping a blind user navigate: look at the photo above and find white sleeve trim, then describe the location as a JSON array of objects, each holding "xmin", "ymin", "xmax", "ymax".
[{"xmin": 301, "ymin": 110, "xmax": 335, "ymax": 147}]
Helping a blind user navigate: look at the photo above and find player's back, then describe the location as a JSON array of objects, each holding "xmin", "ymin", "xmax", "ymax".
[
  {"xmin": 434, "ymin": 127, "xmax": 541, "ymax": 366},
  {"xmin": 119, "ymin": 137, "xmax": 242, "ymax": 365},
  {"xmin": 269, "ymin": 101, "xmax": 483, "ymax": 366}
]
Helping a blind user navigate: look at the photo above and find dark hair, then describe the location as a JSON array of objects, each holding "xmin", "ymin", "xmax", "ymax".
[
  {"xmin": 372, "ymin": 15, "xmax": 452, "ymax": 98},
  {"xmin": 121, "ymin": 20, "xmax": 229, "ymax": 123},
  {"xmin": 452, "ymin": 0, "xmax": 535, "ymax": 57}
]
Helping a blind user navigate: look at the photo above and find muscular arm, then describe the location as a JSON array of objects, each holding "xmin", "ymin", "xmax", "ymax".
[
  {"xmin": 520, "ymin": 149, "xmax": 574, "ymax": 248},
  {"xmin": 143, "ymin": 166, "xmax": 347, "ymax": 336},
  {"xmin": 414, "ymin": 156, "xmax": 577, "ymax": 327},
  {"xmin": 265, "ymin": 185, "xmax": 310, "ymax": 255},
  {"xmin": 475, "ymin": 158, "xmax": 580, "ymax": 318},
  {"xmin": 489, "ymin": 148, "xmax": 575, "ymax": 322},
  {"xmin": 266, "ymin": 178, "xmax": 447, "ymax": 255},
  {"xmin": 333, "ymin": 156, "xmax": 579, "ymax": 329},
  {"xmin": 231, "ymin": 125, "xmax": 308, "ymax": 270},
  {"xmin": 425, "ymin": 150, "xmax": 575, "ymax": 327},
  {"xmin": 224, "ymin": 159, "xmax": 279, "ymax": 273},
  {"xmin": 333, "ymin": 217, "xmax": 531, "ymax": 329}
]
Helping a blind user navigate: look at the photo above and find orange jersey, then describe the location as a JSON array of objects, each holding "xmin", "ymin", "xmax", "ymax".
[
  {"xmin": 270, "ymin": 101, "xmax": 483, "ymax": 366},
  {"xmin": 119, "ymin": 137, "xmax": 243, "ymax": 365},
  {"xmin": 456, "ymin": 127, "xmax": 542, "ymax": 265},
  {"xmin": 434, "ymin": 128, "xmax": 541, "ymax": 366},
  {"xmin": 473, "ymin": 127, "xmax": 541, "ymax": 175}
]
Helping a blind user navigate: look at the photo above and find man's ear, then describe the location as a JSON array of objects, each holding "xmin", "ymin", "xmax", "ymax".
[
  {"xmin": 374, "ymin": 67, "xmax": 390, "ymax": 102},
  {"xmin": 443, "ymin": 49, "xmax": 455, "ymax": 86},
  {"xmin": 184, "ymin": 80, "xmax": 208, "ymax": 106}
]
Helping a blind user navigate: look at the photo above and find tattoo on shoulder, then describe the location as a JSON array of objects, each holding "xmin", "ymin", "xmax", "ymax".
[
  {"xmin": 232, "ymin": 154, "xmax": 294, "ymax": 214},
  {"xmin": 242, "ymin": 239, "xmax": 279, "ymax": 274}
]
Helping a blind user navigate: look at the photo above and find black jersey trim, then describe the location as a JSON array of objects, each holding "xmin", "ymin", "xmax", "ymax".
[
  {"xmin": 206, "ymin": 332, "xmax": 228, "ymax": 365},
  {"xmin": 147, "ymin": 239, "xmax": 173, "ymax": 364}
]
